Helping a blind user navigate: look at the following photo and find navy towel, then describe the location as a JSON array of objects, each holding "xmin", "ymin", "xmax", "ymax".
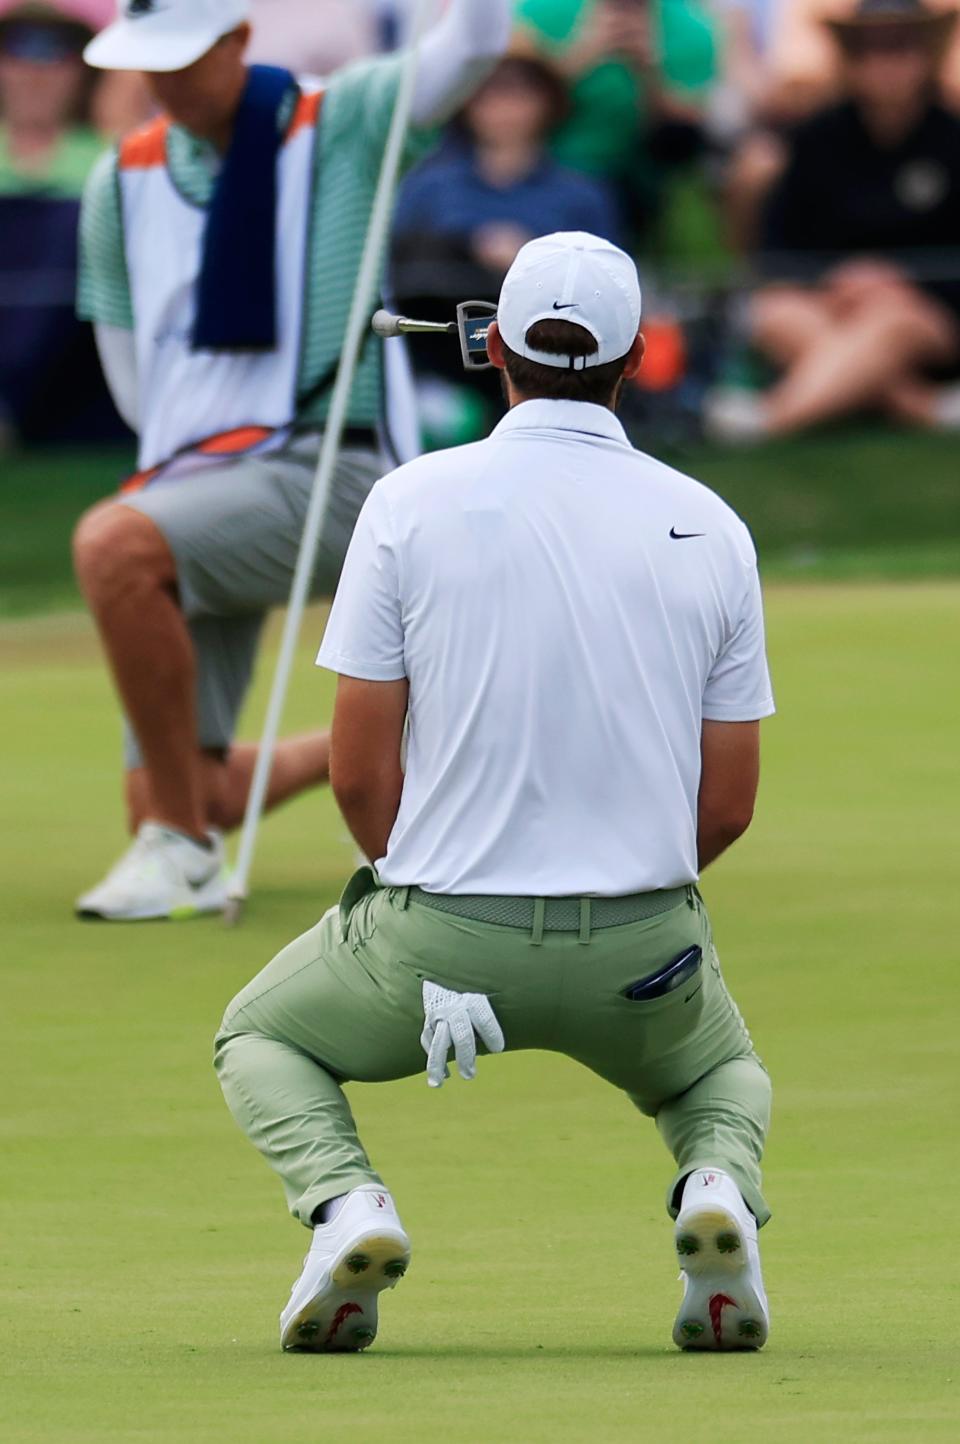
[{"xmin": 192, "ymin": 65, "xmax": 299, "ymax": 353}]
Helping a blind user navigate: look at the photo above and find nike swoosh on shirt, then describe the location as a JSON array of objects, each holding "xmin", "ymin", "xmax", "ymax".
[{"xmin": 670, "ymin": 528, "xmax": 705, "ymax": 540}]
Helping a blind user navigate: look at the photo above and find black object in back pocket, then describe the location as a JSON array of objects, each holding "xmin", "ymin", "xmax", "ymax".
[{"xmin": 623, "ymin": 946, "xmax": 703, "ymax": 1002}]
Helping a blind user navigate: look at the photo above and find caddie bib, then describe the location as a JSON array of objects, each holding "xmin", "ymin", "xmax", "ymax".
[{"xmin": 118, "ymin": 86, "xmax": 323, "ymax": 473}]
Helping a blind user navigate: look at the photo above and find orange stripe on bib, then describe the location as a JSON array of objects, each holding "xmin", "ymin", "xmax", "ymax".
[
  {"xmin": 196, "ymin": 426, "xmax": 274, "ymax": 455},
  {"xmin": 119, "ymin": 116, "xmax": 171, "ymax": 171},
  {"xmin": 120, "ymin": 427, "xmax": 276, "ymax": 494},
  {"xmin": 286, "ymin": 89, "xmax": 325, "ymax": 141},
  {"xmin": 120, "ymin": 464, "xmax": 161, "ymax": 496}
]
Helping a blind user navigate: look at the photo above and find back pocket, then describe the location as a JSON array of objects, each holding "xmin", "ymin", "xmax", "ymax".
[{"xmin": 622, "ymin": 945, "xmax": 703, "ymax": 1002}]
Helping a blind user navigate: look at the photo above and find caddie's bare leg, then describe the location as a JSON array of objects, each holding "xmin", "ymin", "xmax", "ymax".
[
  {"xmin": 73, "ymin": 500, "xmax": 207, "ymax": 842},
  {"xmin": 210, "ymin": 733, "xmax": 332, "ymax": 831},
  {"xmin": 124, "ymin": 732, "xmax": 331, "ymax": 834}
]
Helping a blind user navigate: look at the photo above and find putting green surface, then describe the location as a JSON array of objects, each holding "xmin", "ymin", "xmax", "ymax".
[{"xmin": 1, "ymin": 588, "xmax": 957, "ymax": 1442}]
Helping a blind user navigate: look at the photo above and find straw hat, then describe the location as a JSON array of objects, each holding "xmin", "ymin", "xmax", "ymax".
[{"xmin": 827, "ymin": 0, "xmax": 958, "ymax": 48}]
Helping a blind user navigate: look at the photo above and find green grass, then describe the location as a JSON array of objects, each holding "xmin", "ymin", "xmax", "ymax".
[
  {"xmin": 1, "ymin": 427, "xmax": 957, "ymax": 618},
  {"xmin": 672, "ymin": 429, "xmax": 960, "ymax": 581},
  {"xmin": 0, "ymin": 449, "xmax": 133, "ymax": 617},
  {"xmin": 1, "ymin": 587, "xmax": 958, "ymax": 1442}
]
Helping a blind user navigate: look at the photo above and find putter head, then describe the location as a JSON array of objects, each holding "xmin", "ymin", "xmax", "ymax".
[
  {"xmin": 457, "ymin": 301, "xmax": 497, "ymax": 371},
  {"xmin": 222, "ymin": 894, "xmax": 246, "ymax": 928}
]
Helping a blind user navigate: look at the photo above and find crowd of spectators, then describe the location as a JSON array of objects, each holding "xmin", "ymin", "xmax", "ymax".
[{"xmin": 4, "ymin": 0, "xmax": 960, "ymax": 449}]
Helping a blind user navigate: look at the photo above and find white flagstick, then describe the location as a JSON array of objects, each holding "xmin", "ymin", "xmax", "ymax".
[{"xmin": 225, "ymin": 0, "xmax": 437, "ymax": 925}]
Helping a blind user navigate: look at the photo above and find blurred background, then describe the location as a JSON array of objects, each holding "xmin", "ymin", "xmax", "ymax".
[
  {"xmin": 2, "ymin": 16, "xmax": 956, "ymax": 1431},
  {"xmin": 2, "ymin": 0, "xmax": 959, "ymax": 608}
]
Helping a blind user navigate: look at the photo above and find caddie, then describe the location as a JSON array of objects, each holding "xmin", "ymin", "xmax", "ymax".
[
  {"xmin": 215, "ymin": 232, "xmax": 777, "ymax": 1355},
  {"xmin": 71, "ymin": 0, "xmax": 511, "ymax": 921}
]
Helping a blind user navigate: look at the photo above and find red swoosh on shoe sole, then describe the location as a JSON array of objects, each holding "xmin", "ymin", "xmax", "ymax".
[
  {"xmin": 325, "ymin": 1302, "xmax": 363, "ymax": 1347},
  {"xmin": 709, "ymin": 1293, "xmax": 737, "ymax": 1346}
]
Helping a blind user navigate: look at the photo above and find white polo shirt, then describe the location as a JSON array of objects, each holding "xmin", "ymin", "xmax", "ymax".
[{"xmin": 318, "ymin": 399, "xmax": 775, "ymax": 896}]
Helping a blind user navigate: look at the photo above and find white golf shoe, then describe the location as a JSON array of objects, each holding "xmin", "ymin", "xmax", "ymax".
[
  {"xmin": 280, "ymin": 1186, "xmax": 411, "ymax": 1353},
  {"xmin": 76, "ymin": 822, "xmax": 228, "ymax": 922},
  {"xmin": 672, "ymin": 1168, "xmax": 770, "ymax": 1351}
]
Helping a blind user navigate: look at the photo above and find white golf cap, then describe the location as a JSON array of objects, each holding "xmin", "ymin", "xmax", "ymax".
[
  {"xmin": 498, "ymin": 231, "xmax": 643, "ymax": 371},
  {"xmin": 84, "ymin": 0, "xmax": 250, "ymax": 73}
]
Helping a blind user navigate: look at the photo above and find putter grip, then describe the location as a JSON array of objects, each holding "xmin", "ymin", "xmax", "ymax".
[{"xmin": 372, "ymin": 309, "xmax": 403, "ymax": 339}]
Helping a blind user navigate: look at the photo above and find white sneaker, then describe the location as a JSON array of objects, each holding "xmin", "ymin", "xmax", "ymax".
[
  {"xmin": 76, "ymin": 822, "xmax": 228, "ymax": 922},
  {"xmin": 280, "ymin": 1186, "xmax": 411, "ymax": 1353},
  {"xmin": 672, "ymin": 1168, "xmax": 770, "ymax": 1351},
  {"xmin": 933, "ymin": 382, "xmax": 960, "ymax": 429},
  {"xmin": 704, "ymin": 387, "xmax": 771, "ymax": 445}
]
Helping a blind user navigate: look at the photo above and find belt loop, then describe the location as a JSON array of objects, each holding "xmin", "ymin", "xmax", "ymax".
[
  {"xmin": 396, "ymin": 886, "xmax": 411, "ymax": 911},
  {"xmin": 579, "ymin": 897, "xmax": 592, "ymax": 945},
  {"xmin": 531, "ymin": 897, "xmax": 545, "ymax": 947}
]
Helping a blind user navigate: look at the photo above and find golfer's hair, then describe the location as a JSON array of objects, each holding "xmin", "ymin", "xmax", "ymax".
[{"xmin": 501, "ymin": 319, "xmax": 629, "ymax": 406}]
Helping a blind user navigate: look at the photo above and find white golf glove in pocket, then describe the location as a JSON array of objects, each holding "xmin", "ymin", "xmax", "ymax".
[{"xmin": 420, "ymin": 980, "xmax": 505, "ymax": 1088}]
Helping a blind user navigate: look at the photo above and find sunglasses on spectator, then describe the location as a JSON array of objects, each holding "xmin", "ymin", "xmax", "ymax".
[
  {"xmin": 841, "ymin": 27, "xmax": 931, "ymax": 57},
  {"xmin": 0, "ymin": 21, "xmax": 85, "ymax": 64}
]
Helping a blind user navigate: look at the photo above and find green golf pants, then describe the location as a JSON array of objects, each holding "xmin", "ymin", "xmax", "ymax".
[{"xmin": 215, "ymin": 870, "xmax": 772, "ymax": 1229}]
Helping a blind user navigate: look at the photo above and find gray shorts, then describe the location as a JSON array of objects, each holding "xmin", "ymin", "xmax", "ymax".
[{"xmin": 120, "ymin": 432, "xmax": 384, "ymax": 767}]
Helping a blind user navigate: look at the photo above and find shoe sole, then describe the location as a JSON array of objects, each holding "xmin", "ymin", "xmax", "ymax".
[
  {"xmin": 76, "ymin": 903, "xmax": 225, "ymax": 922},
  {"xmin": 281, "ymin": 1232, "xmax": 411, "ymax": 1354},
  {"xmin": 76, "ymin": 884, "xmax": 228, "ymax": 923},
  {"xmin": 673, "ymin": 1206, "xmax": 768, "ymax": 1352}
]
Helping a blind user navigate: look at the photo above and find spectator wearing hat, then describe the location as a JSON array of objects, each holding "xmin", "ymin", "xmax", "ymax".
[
  {"xmin": 723, "ymin": 0, "xmax": 960, "ymax": 250},
  {"xmin": 0, "ymin": 1, "xmax": 106, "ymax": 195},
  {"xmin": 762, "ymin": 0, "xmax": 960, "ymax": 117},
  {"xmin": 0, "ymin": 2, "xmax": 120, "ymax": 450},
  {"xmin": 709, "ymin": 0, "xmax": 960, "ymax": 439}
]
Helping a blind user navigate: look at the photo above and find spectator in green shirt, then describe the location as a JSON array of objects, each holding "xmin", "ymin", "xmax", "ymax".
[
  {"xmin": 0, "ymin": 2, "xmax": 103, "ymax": 197},
  {"xmin": 515, "ymin": 0, "xmax": 719, "ymax": 226}
]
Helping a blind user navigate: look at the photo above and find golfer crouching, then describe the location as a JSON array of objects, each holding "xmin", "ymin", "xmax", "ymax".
[{"xmin": 216, "ymin": 233, "xmax": 777, "ymax": 1355}]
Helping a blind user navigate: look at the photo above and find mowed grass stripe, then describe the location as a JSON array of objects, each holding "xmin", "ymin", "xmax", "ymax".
[{"xmin": 0, "ymin": 586, "xmax": 957, "ymax": 1442}]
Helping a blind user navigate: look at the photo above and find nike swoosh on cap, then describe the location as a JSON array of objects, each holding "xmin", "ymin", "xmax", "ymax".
[
  {"xmin": 670, "ymin": 528, "xmax": 705, "ymax": 540},
  {"xmin": 552, "ymin": 302, "xmax": 579, "ymax": 311}
]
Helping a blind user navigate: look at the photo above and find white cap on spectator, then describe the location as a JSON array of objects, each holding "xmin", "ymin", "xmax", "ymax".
[
  {"xmin": 498, "ymin": 232, "xmax": 643, "ymax": 371},
  {"xmin": 84, "ymin": 0, "xmax": 250, "ymax": 73}
]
